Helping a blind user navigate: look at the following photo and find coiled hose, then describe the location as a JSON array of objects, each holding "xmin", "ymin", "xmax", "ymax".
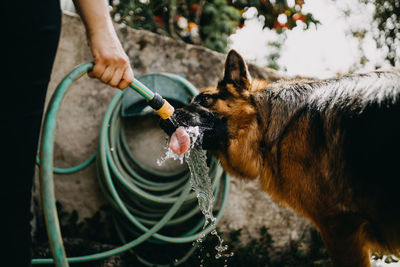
[{"xmin": 33, "ymin": 63, "xmax": 230, "ymax": 266}]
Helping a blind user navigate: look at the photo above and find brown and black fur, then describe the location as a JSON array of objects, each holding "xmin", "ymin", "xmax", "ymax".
[{"xmin": 160, "ymin": 50, "xmax": 400, "ymax": 267}]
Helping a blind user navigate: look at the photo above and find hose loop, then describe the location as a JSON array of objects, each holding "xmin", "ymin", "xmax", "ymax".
[{"xmin": 33, "ymin": 63, "xmax": 230, "ymax": 266}]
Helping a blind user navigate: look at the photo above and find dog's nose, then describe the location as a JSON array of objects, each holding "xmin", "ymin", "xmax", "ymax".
[{"xmin": 159, "ymin": 116, "xmax": 178, "ymax": 136}]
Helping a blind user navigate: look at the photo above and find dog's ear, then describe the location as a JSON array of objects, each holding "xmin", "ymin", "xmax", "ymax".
[{"xmin": 223, "ymin": 49, "xmax": 252, "ymax": 88}]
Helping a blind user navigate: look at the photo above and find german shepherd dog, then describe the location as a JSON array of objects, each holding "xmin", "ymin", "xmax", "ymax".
[{"xmin": 160, "ymin": 50, "xmax": 400, "ymax": 267}]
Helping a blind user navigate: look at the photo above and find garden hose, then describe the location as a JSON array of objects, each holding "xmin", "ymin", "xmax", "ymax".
[{"xmin": 33, "ymin": 63, "xmax": 230, "ymax": 266}]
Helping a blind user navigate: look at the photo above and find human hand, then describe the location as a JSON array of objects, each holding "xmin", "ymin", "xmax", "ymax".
[
  {"xmin": 73, "ymin": 0, "xmax": 134, "ymax": 90},
  {"xmin": 87, "ymin": 31, "xmax": 134, "ymax": 90}
]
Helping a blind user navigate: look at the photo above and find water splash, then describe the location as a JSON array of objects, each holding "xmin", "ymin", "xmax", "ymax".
[
  {"xmin": 158, "ymin": 126, "xmax": 233, "ymax": 260},
  {"xmin": 157, "ymin": 147, "xmax": 185, "ymax": 165},
  {"xmin": 157, "ymin": 126, "xmax": 201, "ymax": 165}
]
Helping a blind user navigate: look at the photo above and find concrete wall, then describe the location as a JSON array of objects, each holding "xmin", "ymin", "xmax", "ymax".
[{"xmin": 34, "ymin": 12, "xmax": 311, "ymax": 255}]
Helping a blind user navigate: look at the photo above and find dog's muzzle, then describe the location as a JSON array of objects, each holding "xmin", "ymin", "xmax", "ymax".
[{"xmin": 159, "ymin": 116, "xmax": 178, "ymax": 136}]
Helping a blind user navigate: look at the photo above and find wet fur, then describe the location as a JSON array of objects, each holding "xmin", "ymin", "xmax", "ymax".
[{"xmin": 161, "ymin": 50, "xmax": 400, "ymax": 266}]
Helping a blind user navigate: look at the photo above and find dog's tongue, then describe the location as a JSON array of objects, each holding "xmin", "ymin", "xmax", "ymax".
[{"xmin": 169, "ymin": 126, "xmax": 191, "ymax": 155}]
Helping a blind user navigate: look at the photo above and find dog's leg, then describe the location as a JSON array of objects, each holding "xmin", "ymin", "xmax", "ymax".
[{"xmin": 317, "ymin": 216, "xmax": 371, "ymax": 267}]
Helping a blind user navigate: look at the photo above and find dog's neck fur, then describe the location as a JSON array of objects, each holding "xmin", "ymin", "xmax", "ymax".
[
  {"xmin": 250, "ymin": 79, "xmax": 312, "ymax": 147},
  {"xmin": 214, "ymin": 79, "xmax": 313, "ymax": 181},
  {"xmin": 214, "ymin": 78, "xmax": 315, "ymax": 181}
]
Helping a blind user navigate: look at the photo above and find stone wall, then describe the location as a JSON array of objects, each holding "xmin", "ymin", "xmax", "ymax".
[{"xmin": 33, "ymin": 11, "xmax": 311, "ymax": 256}]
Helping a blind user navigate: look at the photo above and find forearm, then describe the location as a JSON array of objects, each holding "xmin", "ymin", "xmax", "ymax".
[{"xmin": 73, "ymin": 0, "xmax": 116, "ymax": 40}]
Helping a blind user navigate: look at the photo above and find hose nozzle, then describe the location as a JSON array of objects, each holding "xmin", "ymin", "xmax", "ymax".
[
  {"xmin": 129, "ymin": 79, "xmax": 174, "ymax": 120},
  {"xmin": 148, "ymin": 93, "xmax": 175, "ymax": 120}
]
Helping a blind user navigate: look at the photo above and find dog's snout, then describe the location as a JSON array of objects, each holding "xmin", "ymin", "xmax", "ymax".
[
  {"xmin": 159, "ymin": 106, "xmax": 212, "ymax": 136},
  {"xmin": 159, "ymin": 116, "xmax": 177, "ymax": 136}
]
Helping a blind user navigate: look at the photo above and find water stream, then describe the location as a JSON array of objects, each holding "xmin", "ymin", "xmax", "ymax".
[{"xmin": 158, "ymin": 126, "xmax": 233, "ymax": 261}]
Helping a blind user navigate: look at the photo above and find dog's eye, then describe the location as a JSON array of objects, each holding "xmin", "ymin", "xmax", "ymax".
[
  {"xmin": 199, "ymin": 95, "xmax": 212, "ymax": 107},
  {"xmin": 195, "ymin": 94, "xmax": 213, "ymax": 107}
]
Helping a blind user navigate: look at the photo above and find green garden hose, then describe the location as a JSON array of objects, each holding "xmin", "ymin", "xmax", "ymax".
[{"xmin": 33, "ymin": 63, "xmax": 230, "ymax": 266}]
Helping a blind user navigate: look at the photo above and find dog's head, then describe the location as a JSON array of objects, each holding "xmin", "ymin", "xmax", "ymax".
[{"xmin": 160, "ymin": 50, "xmax": 259, "ymax": 152}]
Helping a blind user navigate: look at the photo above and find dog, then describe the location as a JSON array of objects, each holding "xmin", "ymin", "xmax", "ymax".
[{"xmin": 160, "ymin": 50, "xmax": 400, "ymax": 267}]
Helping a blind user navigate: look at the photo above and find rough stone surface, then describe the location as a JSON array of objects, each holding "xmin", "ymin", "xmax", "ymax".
[
  {"xmin": 218, "ymin": 178, "xmax": 311, "ymax": 256},
  {"xmin": 33, "ymin": 11, "xmax": 311, "ymax": 256}
]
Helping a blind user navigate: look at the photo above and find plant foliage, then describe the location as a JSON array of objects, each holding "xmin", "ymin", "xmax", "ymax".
[
  {"xmin": 111, "ymin": 0, "xmax": 319, "ymax": 53},
  {"xmin": 360, "ymin": 0, "xmax": 400, "ymax": 66}
]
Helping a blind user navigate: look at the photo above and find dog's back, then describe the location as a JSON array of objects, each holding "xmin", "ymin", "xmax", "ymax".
[
  {"xmin": 276, "ymin": 71, "xmax": 400, "ymax": 206},
  {"xmin": 314, "ymin": 71, "xmax": 400, "ymax": 250},
  {"xmin": 255, "ymin": 70, "xmax": 400, "ymax": 265}
]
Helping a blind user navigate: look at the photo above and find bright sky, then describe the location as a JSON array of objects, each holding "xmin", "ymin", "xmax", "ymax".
[{"xmin": 229, "ymin": 0, "xmax": 390, "ymax": 79}]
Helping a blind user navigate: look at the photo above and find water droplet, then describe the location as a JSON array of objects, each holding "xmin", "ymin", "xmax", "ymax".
[{"xmin": 110, "ymin": 147, "xmax": 114, "ymax": 152}]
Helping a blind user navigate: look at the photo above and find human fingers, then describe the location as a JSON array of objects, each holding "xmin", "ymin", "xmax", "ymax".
[
  {"xmin": 88, "ymin": 61, "xmax": 106, "ymax": 79},
  {"xmin": 99, "ymin": 65, "xmax": 114, "ymax": 84},
  {"xmin": 109, "ymin": 66, "xmax": 124, "ymax": 88},
  {"xmin": 117, "ymin": 66, "xmax": 134, "ymax": 90}
]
